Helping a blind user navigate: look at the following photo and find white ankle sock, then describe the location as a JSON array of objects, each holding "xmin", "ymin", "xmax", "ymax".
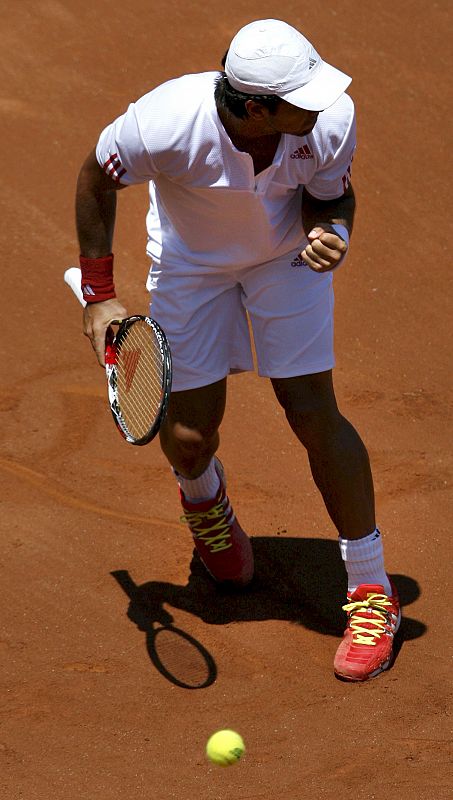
[
  {"xmin": 174, "ymin": 458, "xmax": 220, "ymax": 503},
  {"xmin": 339, "ymin": 528, "xmax": 392, "ymax": 595}
]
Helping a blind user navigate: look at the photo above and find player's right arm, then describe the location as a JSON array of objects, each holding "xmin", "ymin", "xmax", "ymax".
[
  {"xmin": 75, "ymin": 148, "xmax": 128, "ymax": 366},
  {"xmin": 75, "ymin": 93, "xmax": 165, "ymax": 364}
]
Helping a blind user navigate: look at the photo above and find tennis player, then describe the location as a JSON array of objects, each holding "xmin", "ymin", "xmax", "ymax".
[{"xmin": 75, "ymin": 19, "xmax": 401, "ymax": 681}]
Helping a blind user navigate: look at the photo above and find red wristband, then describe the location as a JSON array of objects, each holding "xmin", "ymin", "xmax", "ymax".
[{"xmin": 80, "ymin": 253, "xmax": 116, "ymax": 303}]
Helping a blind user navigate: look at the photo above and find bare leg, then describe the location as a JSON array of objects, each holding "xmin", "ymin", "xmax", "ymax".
[
  {"xmin": 159, "ymin": 378, "xmax": 227, "ymax": 477},
  {"xmin": 271, "ymin": 371, "xmax": 375, "ymax": 540},
  {"xmin": 159, "ymin": 377, "xmax": 253, "ymax": 585}
]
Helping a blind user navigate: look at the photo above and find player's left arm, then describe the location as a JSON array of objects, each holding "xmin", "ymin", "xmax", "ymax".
[{"xmin": 300, "ymin": 183, "xmax": 356, "ymax": 273}]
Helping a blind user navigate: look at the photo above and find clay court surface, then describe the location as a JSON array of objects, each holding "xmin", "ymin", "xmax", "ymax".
[{"xmin": 1, "ymin": 1, "xmax": 452, "ymax": 798}]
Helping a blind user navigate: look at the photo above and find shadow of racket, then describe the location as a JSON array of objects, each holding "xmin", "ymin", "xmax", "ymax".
[{"xmin": 111, "ymin": 569, "xmax": 217, "ymax": 689}]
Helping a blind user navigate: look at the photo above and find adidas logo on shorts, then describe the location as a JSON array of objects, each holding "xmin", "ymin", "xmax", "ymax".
[{"xmin": 291, "ymin": 255, "xmax": 308, "ymax": 268}]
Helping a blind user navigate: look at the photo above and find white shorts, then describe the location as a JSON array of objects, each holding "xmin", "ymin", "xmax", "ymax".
[{"xmin": 147, "ymin": 247, "xmax": 335, "ymax": 392}]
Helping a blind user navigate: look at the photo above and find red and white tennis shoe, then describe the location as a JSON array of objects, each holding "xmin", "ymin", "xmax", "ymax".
[
  {"xmin": 334, "ymin": 579, "xmax": 401, "ymax": 681},
  {"xmin": 179, "ymin": 459, "xmax": 254, "ymax": 586}
]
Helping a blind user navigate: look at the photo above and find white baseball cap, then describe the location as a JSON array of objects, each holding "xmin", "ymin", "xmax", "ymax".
[{"xmin": 225, "ymin": 19, "xmax": 351, "ymax": 111}]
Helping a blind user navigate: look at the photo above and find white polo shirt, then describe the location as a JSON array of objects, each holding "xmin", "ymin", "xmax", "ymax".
[{"xmin": 96, "ymin": 71, "xmax": 356, "ymax": 269}]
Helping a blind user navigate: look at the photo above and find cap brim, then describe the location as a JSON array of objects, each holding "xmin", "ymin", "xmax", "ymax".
[{"xmin": 279, "ymin": 61, "xmax": 351, "ymax": 111}]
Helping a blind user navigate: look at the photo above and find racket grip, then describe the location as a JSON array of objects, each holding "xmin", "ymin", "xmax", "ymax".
[
  {"xmin": 105, "ymin": 327, "xmax": 117, "ymax": 365},
  {"xmin": 64, "ymin": 266, "xmax": 86, "ymax": 307}
]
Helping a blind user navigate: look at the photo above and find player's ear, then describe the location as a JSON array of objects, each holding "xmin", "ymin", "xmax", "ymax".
[{"xmin": 244, "ymin": 99, "xmax": 268, "ymax": 120}]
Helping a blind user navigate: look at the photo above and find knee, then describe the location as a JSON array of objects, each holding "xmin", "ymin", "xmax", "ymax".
[
  {"xmin": 271, "ymin": 374, "xmax": 341, "ymax": 446},
  {"xmin": 286, "ymin": 405, "xmax": 343, "ymax": 449},
  {"xmin": 173, "ymin": 422, "xmax": 211, "ymax": 448},
  {"xmin": 161, "ymin": 420, "xmax": 219, "ymax": 459}
]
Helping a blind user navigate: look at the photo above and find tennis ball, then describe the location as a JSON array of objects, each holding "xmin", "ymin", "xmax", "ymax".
[{"xmin": 206, "ymin": 729, "xmax": 245, "ymax": 767}]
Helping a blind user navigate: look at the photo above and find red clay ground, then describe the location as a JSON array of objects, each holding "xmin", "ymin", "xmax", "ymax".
[{"xmin": 1, "ymin": 2, "xmax": 452, "ymax": 798}]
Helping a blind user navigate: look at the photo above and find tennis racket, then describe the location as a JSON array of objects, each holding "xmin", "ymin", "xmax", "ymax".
[{"xmin": 64, "ymin": 266, "xmax": 172, "ymax": 446}]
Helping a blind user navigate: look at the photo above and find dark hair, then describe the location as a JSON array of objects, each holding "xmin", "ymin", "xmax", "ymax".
[
  {"xmin": 214, "ymin": 74, "xmax": 282, "ymax": 119},
  {"xmin": 214, "ymin": 51, "xmax": 282, "ymax": 119}
]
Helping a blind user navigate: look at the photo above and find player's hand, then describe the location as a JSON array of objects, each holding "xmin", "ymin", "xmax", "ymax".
[
  {"xmin": 300, "ymin": 225, "xmax": 348, "ymax": 273},
  {"xmin": 83, "ymin": 297, "xmax": 128, "ymax": 366}
]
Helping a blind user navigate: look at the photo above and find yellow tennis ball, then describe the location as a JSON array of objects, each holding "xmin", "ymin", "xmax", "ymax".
[{"xmin": 206, "ymin": 729, "xmax": 245, "ymax": 767}]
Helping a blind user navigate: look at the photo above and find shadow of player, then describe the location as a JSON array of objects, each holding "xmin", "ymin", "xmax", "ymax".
[{"xmin": 111, "ymin": 534, "xmax": 425, "ymax": 687}]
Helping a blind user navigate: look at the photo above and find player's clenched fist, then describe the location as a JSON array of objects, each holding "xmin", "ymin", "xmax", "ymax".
[
  {"xmin": 83, "ymin": 298, "xmax": 127, "ymax": 367},
  {"xmin": 301, "ymin": 225, "xmax": 348, "ymax": 273}
]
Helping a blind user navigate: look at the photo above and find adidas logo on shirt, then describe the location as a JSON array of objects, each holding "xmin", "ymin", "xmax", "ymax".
[{"xmin": 290, "ymin": 145, "xmax": 313, "ymax": 160}]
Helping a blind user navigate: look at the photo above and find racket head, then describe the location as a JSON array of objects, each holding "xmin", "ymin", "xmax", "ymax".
[{"xmin": 106, "ymin": 315, "xmax": 172, "ymax": 445}]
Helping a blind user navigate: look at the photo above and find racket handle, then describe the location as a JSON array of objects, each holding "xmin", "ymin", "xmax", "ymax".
[
  {"xmin": 64, "ymin": 266, "xmax": 120, "ymax": 370},
  {"xmin": 64, "ymin": 266, "xmax": 86, "ymax": 307}
]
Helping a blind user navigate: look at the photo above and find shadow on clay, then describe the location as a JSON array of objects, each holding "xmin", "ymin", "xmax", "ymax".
[{"xmin": 111, "ymin": 536, "xmax": 425, "ymax": 688}]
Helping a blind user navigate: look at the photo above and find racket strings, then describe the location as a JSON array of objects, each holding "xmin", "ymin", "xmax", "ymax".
[{"xmin": 115, "ymin": 321, "xmax": 165, "ymax": 439}]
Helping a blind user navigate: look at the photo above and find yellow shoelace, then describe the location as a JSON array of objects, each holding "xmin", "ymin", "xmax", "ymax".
[
  {"xmin": 342, "ymin": 592, "xmax": 393, "ymax": 646},
  {"xmin": 181, "ymin": 502, "xmax": 233, "ymax": 553}
]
